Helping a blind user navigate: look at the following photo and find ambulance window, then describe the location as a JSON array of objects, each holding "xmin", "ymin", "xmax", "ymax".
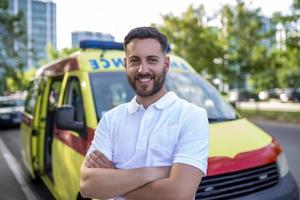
[
  {"xmin": 48, "ymin": 79, "xmax": 62, "ymax": 112},
  {"xmin": 166, "ymin": 72, "xmax": 236, "ymax": 120},
  {"xmin": 63, "ymin": 78, "xmax": 84, "ymax": 123},
  {"xmin": 89, "ymin": 72, "xmax": 134, "ymax": 119},
  {"xmin": 24, "ymin": 79, "xmax": 41, "ymax": 114}
]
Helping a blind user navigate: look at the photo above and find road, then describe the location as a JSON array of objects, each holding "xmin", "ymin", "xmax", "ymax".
[
  {"xmin": 252, "ymin": 120, "xmax": 300, "ymax": 188},
  {"xmin": 0, "ymin": 127, "xmax": 54, "ymax": 200},
  {"xmin": 0, "ymin": 120, "xmax": 299, "ymax": 199}
]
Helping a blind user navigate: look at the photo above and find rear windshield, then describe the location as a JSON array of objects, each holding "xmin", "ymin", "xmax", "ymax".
[{"xmin": 89, "ymin": 72, "xmax": 236, "ymax": 121}]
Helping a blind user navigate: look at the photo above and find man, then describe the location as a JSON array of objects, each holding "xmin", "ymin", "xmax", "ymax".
[{"xmin": 80, "ymin": 27, "xmax": 209, "ymax": 200}]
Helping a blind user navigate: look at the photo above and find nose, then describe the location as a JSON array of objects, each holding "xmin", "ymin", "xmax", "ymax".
[{"xmin": 138, "ymin": 61, "xmax": 150, "ymax": 74}]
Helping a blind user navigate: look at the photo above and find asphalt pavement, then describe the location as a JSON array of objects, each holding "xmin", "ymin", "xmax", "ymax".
[
  {"xmin": 0, "ymin": 146, "xmax": 26, "ymax": 200},
  {"xmin": 0, "ymin": 127, "xmax": 54, "ymax": 200},
  {"xmin": 252, "ymin": 120, "xmax": 300, "ymax": 189}
]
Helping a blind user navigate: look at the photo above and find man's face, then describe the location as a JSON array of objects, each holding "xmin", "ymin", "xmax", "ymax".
[{"xmin": 124, "ymin": 38, "xmax": 170, "ymax": 97}]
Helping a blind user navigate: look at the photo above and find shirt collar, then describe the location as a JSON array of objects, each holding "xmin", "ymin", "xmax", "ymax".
[
  {"xmin": 127, "ymin": 96, "xmax": 141, "ymax": 114},
  {"xmin": 127, "ymin": 91, "xmax": 178, "ymax": 114}
]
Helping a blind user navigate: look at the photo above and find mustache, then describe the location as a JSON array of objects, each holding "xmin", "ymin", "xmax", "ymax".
[{"xmin": 135, "ymin": 73, "xmax": 155, "ymax": 79}]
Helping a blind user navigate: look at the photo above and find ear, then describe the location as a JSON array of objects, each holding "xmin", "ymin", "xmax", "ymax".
[
  {"xmin": 164, "ymin": 56, "xmax": 170, "ymax": 73},
  {"xmin": 124, "ymin": 58, "xmax": 127, "ymax": 69}
]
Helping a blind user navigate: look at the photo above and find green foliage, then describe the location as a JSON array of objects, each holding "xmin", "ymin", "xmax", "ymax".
[
  {"xmin": 157, "ymin": 0, "xmax": 299, "ymax": 91},
  {"xmin": 238, "ymin": 109, "xmax": 300, "ymax": 125},
  {"xmin": 220, "ymin": 0, "xmax": 272, "ymax": 88},
  {"xmin": 155, "ymin": 5, "xmax": 224, "ymax": 79},
  {"xmin": 0, "ymin": 0, "xmax": 29, "ymax": 94},
  {"xmin": 40, "ymin": 43, "xmax": 79, "ymax": 65},
  {"xmin": 271, "ymin": 0, "xmax": 300, "ymax": 89},
  {"xmin": 277, "ymin": 49, "xmax": 300, "ymax": 87}
]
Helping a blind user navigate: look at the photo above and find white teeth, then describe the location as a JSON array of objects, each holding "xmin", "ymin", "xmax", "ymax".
[{"xmin": 139, "ymin": 78, "xmax": 151, "ymax": 82}]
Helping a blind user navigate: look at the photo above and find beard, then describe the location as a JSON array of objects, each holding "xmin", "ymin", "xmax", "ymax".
[{"xmin": 127, "ymin": 67, "xmax": 167, "ymax": 97}]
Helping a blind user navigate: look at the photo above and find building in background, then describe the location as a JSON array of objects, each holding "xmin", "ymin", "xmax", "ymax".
[
  {"xmin": 276, "ymin": 23, "xmax": 287, "ymax": 50},
  {"xmin": 260, "ymin": 16, "xmax": 276, "ymax": 49},
  {"xmin": 71, "ymin": 31, "xmax": 115, "ymax": 48},
  {"xmin": 8, "ymin": 0, "xmax": 56, "ymax": 69}
]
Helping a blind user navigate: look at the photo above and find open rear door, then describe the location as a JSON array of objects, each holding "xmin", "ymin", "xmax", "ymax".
[{"xmin": 20, "ymin": 78, "xmax": 43, "ymax": 178}]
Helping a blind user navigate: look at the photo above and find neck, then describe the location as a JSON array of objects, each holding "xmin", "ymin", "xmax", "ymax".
[{"xmin": 136, "ymin": 87, "xmax": 168, "ymax": 109}]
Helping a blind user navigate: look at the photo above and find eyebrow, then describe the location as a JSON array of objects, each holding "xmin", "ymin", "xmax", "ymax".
[
  {"xmin": 128, "ymin": 56, "xmax": 139, "ymax": 60},
  {"xmin": 128, "ymin": 55, "xmax": 160, "ymax": 59},
  {"xmin": 146, "ymin": 55, "xmax": 159, "ymax": 59}
]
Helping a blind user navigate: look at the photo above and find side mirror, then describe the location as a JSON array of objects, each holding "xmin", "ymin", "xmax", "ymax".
[{"xmin": 55, "ymin": 105, "xmax": 85, "ymax": 134}]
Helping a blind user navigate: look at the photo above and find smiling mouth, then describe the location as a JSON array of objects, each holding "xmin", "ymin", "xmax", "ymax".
[
  {"xmin": 138, "ymin": 77, "xmax": 152, "ymax": 82},
  {"xmin": 136, "ymin": 76, "xmax": 154, "ymax": 82}
]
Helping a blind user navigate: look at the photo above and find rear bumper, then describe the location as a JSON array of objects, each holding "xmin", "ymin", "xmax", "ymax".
[{"xmin": 234, "ymin": 172, "xmax": 299, "ymax": 200}]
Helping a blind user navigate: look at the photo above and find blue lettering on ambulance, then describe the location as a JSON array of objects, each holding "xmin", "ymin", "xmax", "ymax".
[
  {"xmin": 111, "ymin": 58, "xmax": 124, "ymax": 68},
  {"xmin": 100, "ymin": 58, "xmax": 110, "ymax": 68},
  {"xmin": 89, "ymin": 59, "xmax": 100, "ymax": 69}
]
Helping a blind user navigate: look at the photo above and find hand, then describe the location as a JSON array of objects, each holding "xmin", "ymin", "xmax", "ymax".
[{"xmin": 85, "ymin": 150, "xmax": 115, "ymax": 169}]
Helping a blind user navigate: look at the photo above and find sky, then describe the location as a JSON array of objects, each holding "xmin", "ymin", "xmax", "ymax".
[{"xmin": 54, "ymin": 0, "xmax": 293, "ymax": 50}]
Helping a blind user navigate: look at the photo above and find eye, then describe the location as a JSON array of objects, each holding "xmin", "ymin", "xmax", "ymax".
[
  {"xmin": 148, "ymin": 57, "xmax": 158, "ymax": 64},
  {"xmin": 129, "ymin": 58, "xmax": 140, "ymax": 65}
]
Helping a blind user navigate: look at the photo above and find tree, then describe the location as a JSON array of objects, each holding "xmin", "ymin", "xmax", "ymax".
[
  {"xmin": 220, "ymin": 0, "xmax": 272, "ymax": 89},
  {"xmin": 40, "ymin": 43, "xmax": 79, "ymax": 64},
  {"xmin": 271, "ymin": 0, "xmax": 300, "ymax": 89},
  {"xmin": 250, "ymin": 49, "xmax": 283, "ymax": 91},
  {"xmin": 0, "ymin": 0, "xmax": 29, "ymax": 94},
  {"xmin": 155, "ymin": 5, "xmax": 224, "ymax": 80}
]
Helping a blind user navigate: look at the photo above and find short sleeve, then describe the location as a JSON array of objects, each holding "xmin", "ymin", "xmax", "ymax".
[
  {"xmin": 173, "ymin": 107, "xmax": 209, "ymax": 175},
  {"xmin": 86, "ymin": 114, "xmax": 113, "ymax": 161}
]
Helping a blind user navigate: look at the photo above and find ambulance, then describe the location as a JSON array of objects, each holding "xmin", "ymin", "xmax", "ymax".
[{"xmin": 20, "ymin": 40, "xmax": 298, "ymax": 200}]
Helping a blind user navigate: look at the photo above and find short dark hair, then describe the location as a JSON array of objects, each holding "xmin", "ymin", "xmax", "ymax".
[{"xmin": 124, "ymin": 26, "xmax": 169, "ymax": 53}]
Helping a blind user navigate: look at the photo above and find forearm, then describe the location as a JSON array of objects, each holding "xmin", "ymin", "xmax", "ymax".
[
  {"xmin": 80, "ymin": 166, "xmax": 151, "ymax": 199},
  {"xmin": 123, "ymin": 164, "xmax": 203, "ymax": 200},
  {"xmin": 123, "ymin": 177, "xmax": 188, "ymax": 200}
]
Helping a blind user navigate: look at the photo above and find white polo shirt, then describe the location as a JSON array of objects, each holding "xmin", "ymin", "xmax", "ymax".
[{"xmin": 88, "ymin": 91, "xmax": 209, "ymax": 174}]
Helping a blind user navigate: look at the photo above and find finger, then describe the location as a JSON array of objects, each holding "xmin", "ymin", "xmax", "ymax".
[
  {"xmin": 93, "ymin": 150, "xmax": 114, "ymax": 168},
  {"xmin": 84, "ymin": 158, "xmax": 93, "ymax": 168},
  {"xmin": 86, "ymin": 157, "xmax": 100, "ymax": 168},
  {"xmin": 94, "ymin": 150, "xmax": 111, "ymax": 164},
  {"xmin": 85, "ymin": 161, "xmax": 92, "ymax": 168},
  {"xmin": 85, "ymin": 161, "xmax": 93, "ymax": 168},
  {"xmin": 85, "ymin": 159, "xmax": 94, "ymax": 168},
  {"xmin": 90, "ymin": 155, "xmax": 111, "ymax": 168},
  {"xmin": 90, "ymin": 152, "xmax": 105, "ymax": 167},
  {"xmin": 99, "ymin": 155, "xmax": 114, "ymax": 168}
]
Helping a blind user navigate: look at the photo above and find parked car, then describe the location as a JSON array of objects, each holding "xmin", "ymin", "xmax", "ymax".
[
  {"xmin": 0, "ymin": 96, "xmax": 24, "ymax": 127},
  {"xmin": 279, "ymin": 88, "xmax": 300, "ymax": 102},
  {"xmin": 229, "ymin": 89, "xmax": 258, "ymax": 102},
  {"xmin": 258, "ymin": 90, "xmax": 270, "ymax": 101},
  {"xmin": 269, "ymin": 88, "xmax": 283, "ymax": 99}
]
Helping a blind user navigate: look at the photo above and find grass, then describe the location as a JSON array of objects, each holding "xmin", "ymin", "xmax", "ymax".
[{"xmin": 237, "ymin": 109, "xmax": 300, "ymax": 125}]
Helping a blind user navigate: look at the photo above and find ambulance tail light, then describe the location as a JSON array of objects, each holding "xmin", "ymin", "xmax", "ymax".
[{"xmin": 80, "ymin": 40, "xmax": 124, "ymax": 50}]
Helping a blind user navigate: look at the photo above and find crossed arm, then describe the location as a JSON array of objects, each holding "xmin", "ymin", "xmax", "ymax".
[{"xmin": 80, "ymin": 150, "xmax": 203, "ymax": 200}]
